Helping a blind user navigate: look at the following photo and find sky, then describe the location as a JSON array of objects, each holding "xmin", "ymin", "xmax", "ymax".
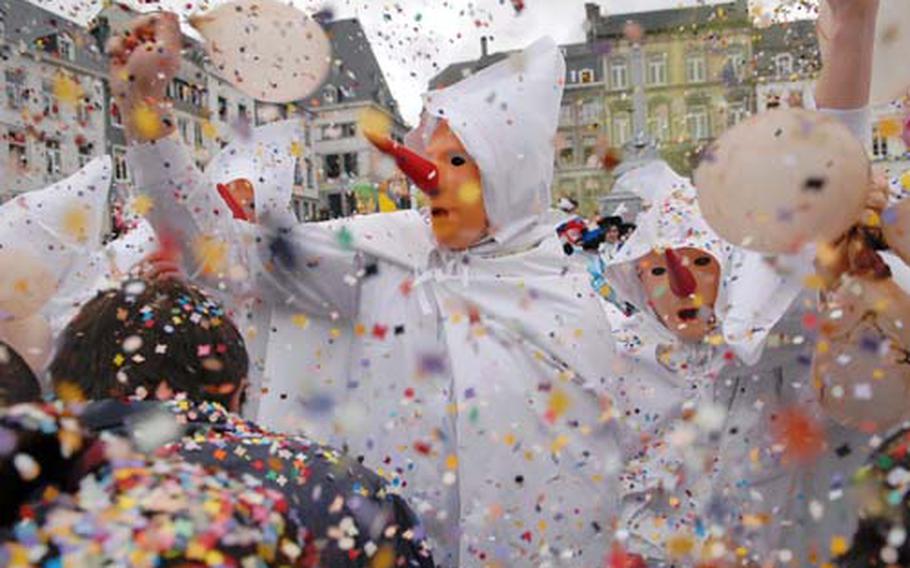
[{"xmin": 30, "ymin": 0, "xmax": 811, "ymax": 124}]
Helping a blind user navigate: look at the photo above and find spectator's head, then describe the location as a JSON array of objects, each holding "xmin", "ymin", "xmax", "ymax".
[
  {"xmin": 838, "ymin": 426, "xmax": 910, "ymax": 567},
  {"xmin": 600, "ymin": 216, "xmax": 622, "ymax": 244},
  {"xmin": 50, "ymin": 278, "xmax": 248, "ymax": 410},
  {"xmin": 0, "ymin": 341, "xmax": 41, "ymax": 408}
]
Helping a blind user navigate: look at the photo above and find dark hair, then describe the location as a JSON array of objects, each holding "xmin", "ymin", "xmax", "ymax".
[
  {"xmin": 0, "ymin": 341, "xmax": 41, "ymax": 407},
  {"xmin": 838, "ymin": 426, "xmax": 910, "ymax": 567},
  {"xmin": 0, "ymin": 403, "xmax": 91, "ymax": 527},
  {"xmin": 49, "ymin": 278, "xmax": 248, "ymax": 407}
]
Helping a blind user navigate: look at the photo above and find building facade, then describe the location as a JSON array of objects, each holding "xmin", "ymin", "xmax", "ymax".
[
  {"xmin": 0, "ymin": 0, "xmax": 109, "ymax": 200},
  {"xmin": 306, "ymin": 19, "xmax": 409, "ymax": 219},
  {"xmin": 0, "ymin": 0, "xmax": 408, "ymax": 229},
  {"xmin": 432, "ymin": 1, "xmax": 910, "ymax": 217}
]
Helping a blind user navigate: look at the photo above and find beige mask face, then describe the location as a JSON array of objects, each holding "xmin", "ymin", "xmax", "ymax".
[
  {"xmin": 636, "ymin": 247, "xmax": 721, "ymax": 342},
  {"xmin": 423, "ymin": 121, "xmax": 489, "ymax": 251}
]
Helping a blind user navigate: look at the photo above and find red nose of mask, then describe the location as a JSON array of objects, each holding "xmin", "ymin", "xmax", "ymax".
[
  {"xmin": 216, "ymin": 181, "xmax": 252, "ymax": 222},
  {"xmin": 665, "ymin": 249, "xmax": 697, "ymax": 298},
  {"xmin": 366, "ymin": 134, "xmax": 439, "ymax": 196}
]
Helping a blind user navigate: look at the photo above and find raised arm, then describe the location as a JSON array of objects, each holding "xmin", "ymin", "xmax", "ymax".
[
  {"xmin": 108, "ymin": 12, "xmax": 360, "ymax": 320},
  {"xmin": 815, "ymin": 0, "xmax": 879, "ymax": 110}
]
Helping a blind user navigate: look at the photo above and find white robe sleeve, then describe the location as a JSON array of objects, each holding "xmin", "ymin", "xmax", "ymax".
[
  {"xmin": 126, "ymin": 137, "xmax": 361, "ymax": 320},
  {"xmin": 805, "ymin": 91, "xmax": 871, "ymax": 149}
]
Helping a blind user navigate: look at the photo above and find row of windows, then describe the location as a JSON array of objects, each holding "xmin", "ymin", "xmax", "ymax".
[
  {"xmin": 5, "ymin": 129, "xmax": 103, "ymax": 178},
  {"xmin": 4, "ymin": 70, "xmax": 95, "ymax": 122},
  {"xmin": 319, "ymin": 122, "xmax": 358, "ymax": 141},
  {"xmin": 323, "ymin": 152, "xmax": 359, "ymax": 179},
  {"xmin": 569, "ymin": 50, "xmax": 800, "ymax": 90},
  {"xmin": 561, "ymin": 99, "xmax": 747, "ymax": 134}
]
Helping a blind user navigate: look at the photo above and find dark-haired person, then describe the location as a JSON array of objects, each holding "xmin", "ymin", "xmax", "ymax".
[
  {"xmin": 0, "ymin": 341, "xmax": 42, "ymax": 408},
  {"xmin": 0, "ymin": 401, "xmax": 305, "ymax": 566},
  {"xmin": 836, "ymin": 424, "xmax": 910, "ymax": 568},
  {"xmin": 48, "ymin": 277, "xmax": 435, "ymax": 567}
]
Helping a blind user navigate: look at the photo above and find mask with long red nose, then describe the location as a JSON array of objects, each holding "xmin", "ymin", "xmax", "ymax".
[
  {"xmin": 364, "ymin": 120, "xmax": 489, "ymax": 251},
  {"xmin": 636, "ymin": 247, "xmax": 721, "ymax": 342}
]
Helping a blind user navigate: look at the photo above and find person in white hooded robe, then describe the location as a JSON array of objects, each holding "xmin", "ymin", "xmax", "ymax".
[
  {"xmin": 589, "ymin": 2, "xmax": 883, "ymax": 564},
  {"xmin": 0, "ymin": 156, "xmax": 143, "ymax": 377},
  {"xmin": 111, "ymin": 16, "xmax": 622, "ymax": 566},
  {"xmin": 588, "ymin": 164, "xmax": 817, "ymax": 565}
]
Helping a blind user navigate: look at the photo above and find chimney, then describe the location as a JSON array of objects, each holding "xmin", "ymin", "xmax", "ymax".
[
  {"xmin": 584, "ymin": 3, "xmax": 600, "ymax": 43},
  {"xmin": 481, "ymin": 36, "xmax": 489, "ymax": 59}
]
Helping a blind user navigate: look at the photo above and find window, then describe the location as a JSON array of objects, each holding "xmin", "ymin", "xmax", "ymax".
[
  {"xmin": 57, "ymin": 33, "xmax": 75, "ymax": 61},
  {"xmin": 40, "ymin": 79, "xmax": 55, "ymax": 114},
  {"xmin": 218, "ymin": 96, "xmax": 228, "ymax": 121},
  {"xmin": 111, "ymin": 101, "xmax": 123, "ymax": 127},
  {"xmin": 238, "ymin": 103, "xmax": 248, "ymax": 120},
  {"xmin": 726, "ymin": 49, "xmax": 745, "ymax": 79},
  {"xmin": 193, "ymin": 121, "xmax": 204, "ymax": 148},
  {"xmin": 294, "ymin": 158, "xmax": 305, "ymax": 185},
  {"xmin": 45, "ymin": 139, "xmax": 61, "ymax": 176},
  {"xmin": 610, "ymin": 60, "xmax": 628, "ymax": 90},
  {"xmin": 77, "ymin": 142, "xmax": 93, "ymax": 167},
  {"xmin": 559, "ymin": 104, "xmax": 574, "ymax": 125},
  {"xmin": 686, "ymin": 55, "xmax": 707, "ymax": 83},
  {"xmin": 306, "ymin": 157, "xmax": 314, "ymax": 187},
  {"xmin": 582, "ymin": 135, "xmax": 598, "ymax": 166},
  {"xmin": 341, "ymin": 123, "xmax": 357, "ymax": 138},
  {"xmin": 76, "ymin": 97, "xmax": 90, "ymax": 123},
  {"xmin": 578, "ymin": 99, "xmax": 601, "ymax": 124},
  {"xmin": 774, "ymin": 53, "xmax": 793, "ymax": 78},
  {"xmin": 727, "ymin": 102, "xmax": 749, "ymax": 127},
  {"xmin": 324, "ymin": 154, "xmax": 341, "ymax": 179},
  {"xmin": 559, "ymin": 145, "xmax": 575, "ymax": 167},
  {"xmin": 687, "ymin": 106, "xmax": 710, "ymax": 140},
  {"xmin": 113, "ymin": 146, "xmax": 129, "ymax": 182},
  {"xmin": 613, "ymin": 113, "xmax": 632, "ymax": 146},
  {"xmin": 570, "ymin": 67, "xmax": 596, "ymax": 84},
  {"xmin": 647, "ymin": 54, "xmax": 667, "ymax": 86},
  {"xmin": 323, "ymin": 85, "xmax": 337, "ymax": 104},
  {"xmin": 647, "ymin": 106, "xmax": 670, "ymax": 142},
  {"xmin": 178, "ymin": 117, "xmax": 190, "ymax": 144},
  {"xmin": 5, "ymin": 70, "xmax": 25, "ymax": 109},
  {"xmin": 7, "ymin": 129, "xmax": 27, "ymax": 170},
  {"xmin": 343, "ymin": 152, "xmax": 359, "ymax": 177}
]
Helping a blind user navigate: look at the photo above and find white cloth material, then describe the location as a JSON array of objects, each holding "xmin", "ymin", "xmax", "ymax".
[
  {"xmin": 804, "ymin": 94, "xmax": 872, "ymax": 149},
  {"xmin": 0, "ymin": 157, "xmax": 113, "ymax": 339},
  {"xmin": 407, "ymin": 37, "xmax": 563, "ymax": 239},
  {"xmin": 127, "ymin": 38, "xmax": 622, "ymax": 567},
  {"xmin": 593, "ymin": 160, "xmax": 809, "ymax": 563},
  {"xmin": 177, "ymin": 119, "xmax": 305, "ymax": 419}
]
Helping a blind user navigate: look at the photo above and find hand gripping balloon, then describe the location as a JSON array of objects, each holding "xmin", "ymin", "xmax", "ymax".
[{"xmin": 814, "ymin": 214, "xmax": 910, "ymax": 433}]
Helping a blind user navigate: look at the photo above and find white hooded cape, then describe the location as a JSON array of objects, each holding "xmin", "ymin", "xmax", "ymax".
[
  {"xmin": 128, "ymin": 37, "xmax": 624, "ymax": 567},
  {"xmin": 591, "ymin": 160, "xmax": 813, "ymax": 563}
]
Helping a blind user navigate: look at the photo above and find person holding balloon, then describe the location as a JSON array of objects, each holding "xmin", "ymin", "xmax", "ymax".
[
  {"xmin": 581, "ymin": 0, "xmax": 888, "ymax": 564},
  {"xmin": 693, "ymin": 0, "xmax": 910, "ymax": 564},
  {"xmin": 109, "ymin": 10, "xmax": 622, "ymax": 567}
]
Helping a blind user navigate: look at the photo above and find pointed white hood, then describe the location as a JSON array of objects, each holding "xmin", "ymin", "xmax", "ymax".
[
  {"xmin": 0, "ymin": 156, "xmax": 112, "ymax": 283},
  {"xmin": 406, "ymin": 37, "xmax": 565, "ymax": 240},
  {"xmin": 206, "ymin": 119, "xmax": 304, "ymax": 219}
]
